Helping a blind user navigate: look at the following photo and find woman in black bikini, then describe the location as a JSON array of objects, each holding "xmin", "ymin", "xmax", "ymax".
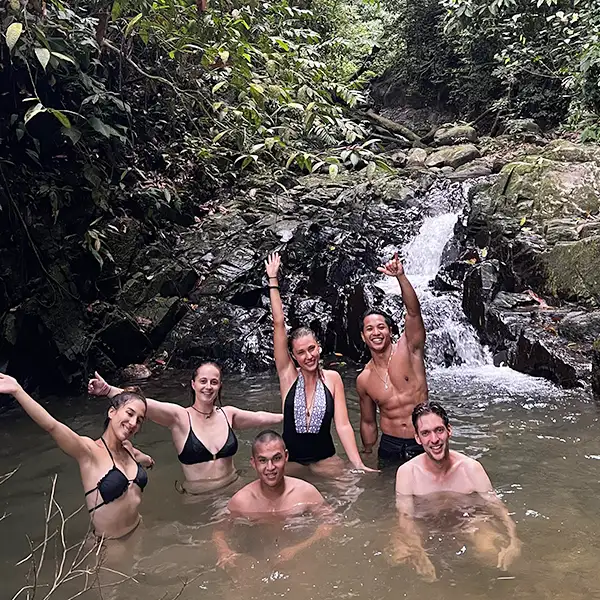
[
  {"xmin": 0, "ymin": 373, "xmax": 151, "ymax": 539},
  {"xmin": 89, "ymin": 362, "xmax": 283, "ymax": 493},
  {"xmin": 265, "ymin": 252, "xmax": 375, "ymax": 476}
]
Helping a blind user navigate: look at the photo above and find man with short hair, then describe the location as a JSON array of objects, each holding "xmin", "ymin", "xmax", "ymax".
[
  {"xmin": 392, "ymin": 402, "xmax": 522, "ymax": 580},
  {"xmin": 357, "ymin": 253, "xmax": 428, "ymax": 469},
  {"xmin": 213, "ymin": 430, "xmax": 334, "ymax": 569}
]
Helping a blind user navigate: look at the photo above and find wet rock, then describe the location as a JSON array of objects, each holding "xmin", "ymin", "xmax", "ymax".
[
  {"xmin": 541, "ymin": 139, "xmax": 600, "ymax": 164},
  {"xmin": 447, "ymin": 161, "xmax": 492, "ymax": 181},
  {"xmin": 120, "ymin": 364, "xmax": 153, "ymax": 381},
  {"xmin": 98, "ymin": 310, "xmax": 152, "ymax": 367},
  {"xmin": 593, "ymin": 342, "xmax": 600, "ymax": 399},
  {"xmin": 491, "ymin": 156, "xmax": 600, "ymax": 222},
  {"xmin": 502, "ymin": 119, "xmax": 542, "ymax": 136},
  {"xmin": 134, "ymin": 296, "xmax": 188, "ymax": 346},
  {"xmin": 577, "ymin": 220, "xmax": 600, "ymax": 239},
  {"xmin": 542, "ymin": 236, "xmax": 600, "ymax": 306},
  {"xmin": 434, "ymin": 125, "xmax": 478, "ymax": 146},
  {"xmin": 462, "ymin": 260, "xmax": 503, "ymax": 331},
  {"xmin": 389, "ymin": 151, "xmax": 408, "ymax": 167},
  {"xmin": 425, "ymin": 145, "xmax": 481, "ymax": 169},
  {"xmin": 558, "ymin": 311, "xmax": 600, "ymax": 344},
  {"xmin": 406, "ymin": 148, "xmax": 428, "ymax": 167},
  {"xmin": 544, "ymin": 218, "xmax": 579, "ymax": 245}
]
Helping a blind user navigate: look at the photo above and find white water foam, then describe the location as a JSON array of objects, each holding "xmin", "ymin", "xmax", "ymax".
[{"xmin": 377, "ymin": 211, "xmax": 491, "ymax": 368}]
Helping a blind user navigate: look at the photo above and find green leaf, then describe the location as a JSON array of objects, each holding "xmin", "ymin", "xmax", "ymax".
[
  {"xmin": 62, "ymin": 127, "xmax": 81, "ymax": 145},
  {"xmin": 212, "ymin": 130, "xmax": 230, "ymax": 143},
  {"xmin": 124, "ymin": 13, "xmax": 143, "ymax": 38},
  {"xmin": 6, "ymin": 22, "xmax": 23, "ymax": 52},
  {"xmin": 49, "ymin": 109, "xmax": 71, "ymax": 128},
  {"xmin": 34, "ymin": 47, "xmax": 51, "ymax": 70},
  {"xmin": 89, "ymin": 116, "xmax": 111, "ymax": 137},
  {"xmin": 219, "ymin": 50, "xmax": 230, "ymax": 64},
  {"xmin": 111, "ymin": 0, "xmax": 121, "ymax": 20},
  {"xmin": 24, "ymin": 102, "xmax": 46, "ymax": 124},
  {"xmin": 329, "ymin": 164, "xmax": 339, "ymax": 180},
  {"xmin": 212, "ymin": 81, "xmax": 227, "ymax": 93},
  {"xmin": 51, "ymin": 52, "xmax": 76, "ymax": 65},
  {"xmin": 519, "ymin": 216, "xmax": 527, "ymax": 226}
]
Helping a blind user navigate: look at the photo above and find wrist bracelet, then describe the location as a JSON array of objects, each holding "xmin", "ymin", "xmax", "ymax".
[
  {"xmin": 268, "ymin": 276, "xmax": 278, "ymax": 280},
  {"xmin": 268, "ymin": 285, "xmax": 279, "ymax": 290}
]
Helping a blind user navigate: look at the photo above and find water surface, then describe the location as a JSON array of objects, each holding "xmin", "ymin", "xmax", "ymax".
[{"xmin": 1, "ymin": 367, "xmax": 597, "ymax": 600}]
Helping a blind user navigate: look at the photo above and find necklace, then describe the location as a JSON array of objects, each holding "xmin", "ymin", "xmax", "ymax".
[
  {"xmin": 191, "ymin": 405, "xmax": 215, "ymax": 419},
  {"xmin": 373, "ymin": 347, "xmax": 395, "ymax": 390}
]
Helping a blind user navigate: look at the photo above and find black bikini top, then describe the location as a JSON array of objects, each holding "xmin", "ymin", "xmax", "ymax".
[
  {"xmin": 85, "ymin": 437, "xmax": 148, "ymax": 513},
  {"xmin": 178, "ymin": 408, "xmax": 238, "ymax": 465}
]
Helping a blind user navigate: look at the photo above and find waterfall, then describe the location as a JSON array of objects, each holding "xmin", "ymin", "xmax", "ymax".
[{"xmin": 377, "ymin": 185, "xmax": 491, "ymax": 368}]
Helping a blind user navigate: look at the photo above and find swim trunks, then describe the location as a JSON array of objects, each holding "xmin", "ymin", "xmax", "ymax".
[{"xmin": 378, "ymin": 433, "xmax": 424, "ymax": 470}]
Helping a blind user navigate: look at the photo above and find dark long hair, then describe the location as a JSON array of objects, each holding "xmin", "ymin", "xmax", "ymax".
[
  {"xmin": 189, "ymin": 361, "xmax": 223, "ymax": 407},
  {"xmin": 103, "ymin": 387, "xmax": 147, "ymax": 431}
]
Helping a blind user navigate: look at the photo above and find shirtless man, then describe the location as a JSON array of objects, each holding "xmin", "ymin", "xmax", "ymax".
[
  {"xmin": 357, "ymin": 252, "xmax": 428, "ymax": 469},
  {"xmin": 393, "ymin": 402, "xmax": 521, "ymax": 580},
  {"xmin": 213, "ymin": 430, "xmax": 334, "ymax": 569}
]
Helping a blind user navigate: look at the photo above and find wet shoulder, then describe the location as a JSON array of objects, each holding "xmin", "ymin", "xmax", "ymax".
[
  {"xmin": 322, "ymin": 369, "xmax": 341, "ymax": 391},
  {"xmin": 286, "ymin": 476, "xmax": 322, "ymax": 501},
  {"xmin": 228, "ymin": 481, "xmax": 260, "ymax": 512}
]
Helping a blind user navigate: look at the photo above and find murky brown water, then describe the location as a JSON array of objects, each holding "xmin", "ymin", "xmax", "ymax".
[{"xmin": 1, "ymin": 366, "xmax": 599, "ymax": 600}]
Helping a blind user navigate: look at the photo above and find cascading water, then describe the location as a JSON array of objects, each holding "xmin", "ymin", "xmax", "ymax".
[{"xmin": 376, "ymin": 183, "xmax": 492, "ymax": 368}]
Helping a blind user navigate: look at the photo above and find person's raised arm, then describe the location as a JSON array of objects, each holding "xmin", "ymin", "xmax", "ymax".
[
  {"xmin": 223, "ymin": 406, "xmax": 283, "ymax": 430},
  {"xmin": 331, "ymin": 373, "xmax": 377, "ymax": 472},
  {"xmin": 378, "ymin": 252, "xmax": 425, "ymax": 353},
  {"xmin": 394, "ymin": 467, "xmax": 436, "ymax": 581},
  {"xmin": 0, "ymin": 373, "xmax": 93, "ymax": 462},
  {"xmin": 469, "ymin": 460, "xmax": 522, "ymax": 570},
  {"xmin": 357, "ymin": 376, "xmax": 378, "ymax": 453},
  {"xmin": 265, "ymin": 252, "xmax": 297, "ymax": 397},
  {"xmin": 88, "ymin": 372, "xmax": 186, "ymax": 430}
]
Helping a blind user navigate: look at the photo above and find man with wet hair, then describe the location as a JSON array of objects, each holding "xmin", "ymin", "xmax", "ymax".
[
  {"xmin": 392, "ymin": 402, "xmax": 521, "ymax": 580},
  {"xmin": 213, "ymin": 430, "xmax": 334, "ymax": 570},
  {"xmin": 357, "ymin": 252, "xmax": 428, "ymax": 469}
]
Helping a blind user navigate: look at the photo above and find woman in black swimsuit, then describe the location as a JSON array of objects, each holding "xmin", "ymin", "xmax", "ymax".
[
  {"xmin": 89, "ymin": 362, "xmax": 283, "ymax": 493},
  {"xmin": 265, "ymin": 253, "xmax": 375, "ymax": 476},
  {"xmin": 0, "ymin": 373, "xmax": 150, "ymax": 539}
]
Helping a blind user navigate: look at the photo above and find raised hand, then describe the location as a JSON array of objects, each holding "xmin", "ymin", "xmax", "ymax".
[
  {"xmin": 0, "ymin": 373, "xmax": 23, "ymax": 397},
  {"xmin": 87, "ymin": 371, "xmax": 110, "ymax": 397},
  {"xmin": 377, "ymin": 252, "xmax": 404, "ymax": 278},
  {"xmin": 265, "ymin": 251, "xmax": 281, "ymax": 280}
]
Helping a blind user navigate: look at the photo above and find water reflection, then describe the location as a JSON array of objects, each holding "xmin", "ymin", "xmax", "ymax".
[{"xmin": 0, "ymin": 367, "xmax": 597, "ymax": 599}]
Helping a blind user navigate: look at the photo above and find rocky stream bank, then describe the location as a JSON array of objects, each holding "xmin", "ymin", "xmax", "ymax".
[{"xmin": 2, "ymin": 115, "xmax": 600, "ymax": 399}]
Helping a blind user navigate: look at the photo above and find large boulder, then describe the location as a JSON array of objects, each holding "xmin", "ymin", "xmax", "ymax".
[
  {"xmin": 558, "ymin": 311, "xmax": 600, "ymax": 344},
  {"xmin": 542, "ymin": 236, "xmax": 600, "ymax": 305},
  {"xmin": 425, "ymin": 145, "xmax": 481, "ymax": 169},
  {"xmin": 434, "ymin": 125, "xmax": 478, "ymax": 146},
  {"xmin": 593, "ymin": 341, "xmax": 600, "ymax": 400}
]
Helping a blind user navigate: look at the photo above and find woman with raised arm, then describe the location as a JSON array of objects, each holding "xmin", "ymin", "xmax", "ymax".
[
  {"xmin": 265, "ymin": 252, "xmax": 375, "ymax": 476},
  {"xmin": 0, "ymin": 373, "xmax": 151, "ymax": 540},
  {"xmin": 89, "ymin": 362, "xmax": 283, "ymax": 494}
]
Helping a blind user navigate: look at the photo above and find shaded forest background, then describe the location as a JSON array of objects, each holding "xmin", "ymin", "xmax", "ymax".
[{"xmin": 1, "ymin": 0, "xmax": 599, "ymax": 391}]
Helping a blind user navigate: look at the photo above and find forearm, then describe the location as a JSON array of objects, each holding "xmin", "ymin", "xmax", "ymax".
[
  {"xmin": 268, "ymin": 276, "xmax": 285, "ymax": 324},
  {"xmin": 397, "ymin": 514, "xmax": 427, "ymax": 557},
  {"xmin": 336, "ymin": 422, "xmax": 364, "ymax": 467},
  {"xmin": 285, "ymin": 523, "xmax": 333, "ymax": 555},
  {"xmin": 213, "ymin": 528, "xmax": 235, "ymax": 560},
  {"xmin": 360, "ymin": 421, "xmax": 378, "ymax": 452},
  {"xmin": 13, "ymin": 388, "xmax": 59, "ymax": 434},
  {"xmin": 396, "ymin": 274, "xmax": 421, "ymax": 316},
  {"xmin": 488, "ymin": 497, "xmax": 519, "ymax": 543}
]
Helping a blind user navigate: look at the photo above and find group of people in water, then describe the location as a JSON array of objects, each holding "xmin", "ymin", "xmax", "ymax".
[{"xmin": 0, "ymin": 251, "xmax": 521, "ymax": 580}]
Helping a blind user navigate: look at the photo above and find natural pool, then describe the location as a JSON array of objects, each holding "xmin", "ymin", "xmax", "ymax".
[{"xmin": 0, "ymin": 365, "xmax": 597, "ymax": 600}]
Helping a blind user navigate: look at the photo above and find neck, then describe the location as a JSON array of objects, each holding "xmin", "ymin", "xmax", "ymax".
[
  {"xmin": 260, "ymin": 477, "xmax": 286, "ymax": 500},
  {"xmin": 101, "ymin": 428, "xmax": 126, "ymax": 454},
  {"xmin": 370, "ymin": 343, "xmax": 393, "ymax": 367},
  {"xmin": 301, "ymin": 369, "xmax": 319, "ymax": 383},
  {"xmin": 192, "ymin": 400, "xmax": 215, "ymax": 415},
  {"xmin": 425, "ymin": 451, "xmax": 453, "ymax": 475}
]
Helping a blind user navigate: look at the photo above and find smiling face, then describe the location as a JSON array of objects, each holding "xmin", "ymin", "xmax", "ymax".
[
  {"xmin": 361, "ymin": 314, "xmax": 392, "ymax": 353},
  {"xmin": 191, "ymin": 363, "xmax": 222, "ymax": 406},
  {"xmin": 291, "ymin": 334, "xmax": 321, "ymax": 372},
  {"xmin": 107, "ymin": 399, "xmax": 146, "ymax": 441},
  {"xmin": 415, "ymin": 413, "xmax": 452, "ymax": 463},
  {"xmin": 251, "ymin": 438, "xmax": 288, "ymax": 487}
]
